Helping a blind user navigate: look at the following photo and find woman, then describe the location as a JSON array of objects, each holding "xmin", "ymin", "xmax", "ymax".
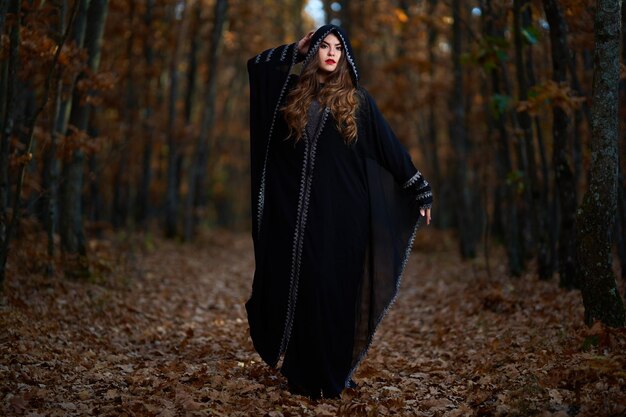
[{"xmin": 246, "ymin": 24, "xmax": 432, "ymax": 399}]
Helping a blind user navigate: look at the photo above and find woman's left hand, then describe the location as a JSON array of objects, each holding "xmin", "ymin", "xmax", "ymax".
[
  {"xmin": 297, "ymin": 31, "xmax": 314, "ymax": 55},
  {"xmin": 420, "ymin": 207, "xmax": 431, "ymax": 225}
]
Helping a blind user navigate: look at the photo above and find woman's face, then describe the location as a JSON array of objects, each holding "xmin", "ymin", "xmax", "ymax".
[{"xmin": 317, "ymin": 33, "xmax": 342, "ymax": 77}]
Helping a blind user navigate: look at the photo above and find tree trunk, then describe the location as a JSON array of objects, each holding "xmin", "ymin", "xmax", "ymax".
[
  {"xmin": 0, "ymin": 1, "xmax": 9, "ymax": 35},
  {"xmin": 542, "ymin": 0, "xmax": 578, "ymax": 289},
  {"xmin": 183, "ymin": 0, "xmax": 227, "ymax": 241},
  {"xmin": 1, "ymin": 0, "xmax": 78, "ymax": 283},
  {"xmin": 60, "ymin": 0, "xmax": 108, "ymax": 261},
  {"xmin": 163, "ymin": 0, "xmax": 188, "ymax": 238},
  {"xmin": 513, "ymin": 0, "xmax": 552, "ymax": 278},
  {"xmin": 135, "ymin": 0, "xmax": 155, "ymax": 229},
  {"xmin": 449, "ymin": 0, "xmax": 476, "ymax": 258},
  {"xmin": 41, "ymin": 0, "xmax": 68, "ymax": 274},
  {"xmin": 618, "ymin": 0, "xmax": 626, "ymax": 281},
  {"xmin": 0, "ymin": 3, "xmax": 9, "ymax": 129},
  {"xmin": 183, "ymin": 0, "xmax": 201, "ymax": 126},
  {"xmin": 575, "ymin": 0, "xmax": 625, "ymax": 327},
  {"xmin": 112, "ymin": 0, "xmax": 136, "ymax": 229},
  {"xmin": 55, "ymin": 0, "xmax": 90, "ymax": 259},
  {"xmin": 0, "ymin": 0, "xmax": 21, "ymax": 286},
  {"xmin": 481, "ymin": 0, "xmax": 522, "ymax": 275},
  {"xmin": 426, "ymin": 0, "xmax": 445, "ymax": 228}
]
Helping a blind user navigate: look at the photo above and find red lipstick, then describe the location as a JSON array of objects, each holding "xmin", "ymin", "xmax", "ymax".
[{"xmin": 325, "ymin": 59, "xmax": 336, "ymax": 65}]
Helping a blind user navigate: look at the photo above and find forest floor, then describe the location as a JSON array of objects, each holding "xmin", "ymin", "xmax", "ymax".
[{"xmin": 1, "ymin": 225, "xmax": 626, "ymax": 417}]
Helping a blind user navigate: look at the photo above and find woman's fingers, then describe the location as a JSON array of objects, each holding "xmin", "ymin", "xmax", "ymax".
[
  {"xmin": 298, "ymin": 31, "xmax": 315, "ymax": 54},
  {"xmin": 420, "ymin": 208, "xmax": 432, "ymax": 225}
]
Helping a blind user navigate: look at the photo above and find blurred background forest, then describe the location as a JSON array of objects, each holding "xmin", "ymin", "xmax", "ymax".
[{"xmin": 0, "ymin": 0, "xmax": 625, "ymax": 316}]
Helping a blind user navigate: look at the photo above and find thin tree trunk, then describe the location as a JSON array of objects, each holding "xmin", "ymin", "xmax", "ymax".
[
  {"xmin": 0, "ymin": 1, "xmax": 9, "ymax": 35},
  {"xmin": 427, "ymin": 0, "xmax": 443, "ymax": 228},
  {"xmin": 0, "ymin": 0, "xmax": 21, "ymax": 286},
  {"xmin": 575, "ymin": 0, "xmax": 625, "ymax": 327},
  {"xmin": 86, "ymin": 119, "xmax": 103, "ymax": 225},
  {"xmin": 112, "ymin": 0, "xmax": 136, "ymax": 229},
  {"xmin": 135, "ymin": 0, "xmax": 155, "ymax": 229},
  {"xmin": 616, "ymin": 175, "xmax": 626, "ymax": 279},
  {"xmin": 618, "ymin": 0, "xmax": 626, "ymax": 281},
  {"xmin": 322, "ymin": 0, "xmax": 333, "ymax": 24},
  {"xmin": 482, "ymin": 0, "xmax": 522, "ymax": 275},
  {"xmin": 41, "ymin": 0, "xmax": 68, "ymax": 275},
  {"xmin": 56, "ymin": 0, "xmax": 90, "ymax": 256},
  {"xmin": 0, "ymin": 4, "xmax": 9, "ymax": 131},
  {"xmin": 184, "ymin": 0, "xmax": 201, "ymax": 126},
  {"xmin": 449, "ymin": 0, "xmax": 476, "ymax": 258},
  {"xmin": 163, "ymin": 0, "xmax": 188, "ymax": 238},
  {"xmin": 513, "ymin": 0, "xmax": 552, "ymax": 278},
  {"xmin": 542, "ymin": 0, "xmax": 578, "ymax": 289},
  {"xmin": 183, "ymin": 0, "xmax": 227, "ymax": 241},
  {"xmin": 60, "ymin": 0, "xmax": 108, "ymax": 262},
  {"xmin": 1, "ymin": 0, "xmax": 78, "ymax": 284}
]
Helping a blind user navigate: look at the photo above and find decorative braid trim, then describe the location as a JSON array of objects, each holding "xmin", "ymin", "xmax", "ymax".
[
  {"xmin": 416, "ymin": 190, "xmax": 432, "ymax": 201},
  {"xmin": 279, "ymin": 135, "xmax": 310, "ymax": 356},
  {"xmin": 254, "ymin": 53, "xmax": 262, "ymax": 64},
  {"xmin": 265, "ymin": 47, "xmax": 276, "ymax": 62},
  {"xmin": 256, "ymin": 44, "xmax": 298, "ymax": 237},
  {"xmin": 279, "ymin": 44, "xmax": 289, "ymax": 62},
  {"xmin": 278, "ymin": 107, "xmax": 330, "ymax": 359},
  {"xmin": 345, "ymin": 215, "xmax": 423, "ymax": 387},
  {"xmin": 333, "ymin": 30, "xmax": 358, "ymax": 81},
  {"xmin": 302, "ymin": 29, "xmax": 358, "ymax": 83},
  {"xmin": 402, "ymin": 171, "xmax": 422, "ymax": 189}
]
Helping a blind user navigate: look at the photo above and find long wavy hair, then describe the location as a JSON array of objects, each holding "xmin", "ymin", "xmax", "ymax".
[{"xmin": 281, "ymin": 46, "xmax": 359, "ymax": 144}]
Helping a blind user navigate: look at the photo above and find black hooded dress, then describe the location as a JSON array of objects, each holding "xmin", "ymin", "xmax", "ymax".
[{"xmin": 246, "ymin": 25, "xmax": 433, "ymax": 397}]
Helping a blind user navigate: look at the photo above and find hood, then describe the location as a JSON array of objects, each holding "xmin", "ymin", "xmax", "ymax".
[{"xmin": 301, "ymin": 24, "xmax": 359, "ymax": 86}]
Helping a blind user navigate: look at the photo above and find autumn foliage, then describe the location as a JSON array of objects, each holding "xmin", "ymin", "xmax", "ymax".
[
  {"xmin": 1, "ymin": 0, "xmax": 626, "ymax": 414},
  {"xmin": 3, "ymin": 228, "xmax": 626, "ymax": 416}
]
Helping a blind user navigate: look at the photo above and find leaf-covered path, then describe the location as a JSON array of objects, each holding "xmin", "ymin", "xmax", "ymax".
[{"xmin": 2, "ymin": 229, "xmax": 625, "ymax": 416}]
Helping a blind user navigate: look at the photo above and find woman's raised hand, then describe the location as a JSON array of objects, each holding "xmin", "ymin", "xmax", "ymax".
[
  {"xmin": 297, "ymin": 31, "xmax": 315, "ymax": 55},
  {"xmin": 420, "ymin": 208, "xmax": 431, "ymax": 225}
]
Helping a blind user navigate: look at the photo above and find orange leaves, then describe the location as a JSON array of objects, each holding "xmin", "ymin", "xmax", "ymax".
[
  {"xmin": 517, "ymin": 80, "xmax": 587, "ymax": 116},
  {"xmin": 393, "ymin": 8, "xmax": 409, "ymax": 24},
  {"xmin": 58, "ymin": 125, "xmax": 102, "ymax": 160},
  {"xmin": 19, "ymin": 25, "xmax": 87, "ymax": 87},
  {"xmin": 3, "ymin": 230, "xmax": 626, "ymax": 416}
]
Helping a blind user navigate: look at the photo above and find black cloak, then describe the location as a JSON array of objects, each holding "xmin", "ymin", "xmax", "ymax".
[{"xmin": 246, "ymin": 24, "xmax": 433, "ymax": 397}]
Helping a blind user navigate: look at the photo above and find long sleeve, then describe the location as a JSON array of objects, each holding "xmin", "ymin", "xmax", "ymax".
[
  {"xmin": 361, "ymin": 90, "xmax": 433, "ymax": 210},
  {"xmin": 248, "ymin": 43, "xmax": 301, "ymax": 241}
]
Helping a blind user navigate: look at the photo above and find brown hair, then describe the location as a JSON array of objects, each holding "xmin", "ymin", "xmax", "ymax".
[{"xmin": 281, "ymin": 48, "xmax": 359, "ymax": 143}]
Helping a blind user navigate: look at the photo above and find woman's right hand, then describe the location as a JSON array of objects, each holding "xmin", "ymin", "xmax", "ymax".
[{"xmin": 297, "ymin": 31, "xmax": 315, "ymax": 55}]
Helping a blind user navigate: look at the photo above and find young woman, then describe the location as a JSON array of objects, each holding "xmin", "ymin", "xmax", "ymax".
[{"xmin": 246, "ymin": 24, "xmax": 432, "ymax": 399}]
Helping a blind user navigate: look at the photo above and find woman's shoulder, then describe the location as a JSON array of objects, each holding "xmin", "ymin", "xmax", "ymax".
[
  {"xmin": 355, "ymin": 86, "xmax": 377, "ymax": 119},
  {"xmin": 356, "ymin": 86, "xmax": 371, "ymax": 101}
]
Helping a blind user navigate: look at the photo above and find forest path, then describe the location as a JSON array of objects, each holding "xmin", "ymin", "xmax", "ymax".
[{"xmin": 2, "ymin": 229, "xmax": 625, "ymax": 416}]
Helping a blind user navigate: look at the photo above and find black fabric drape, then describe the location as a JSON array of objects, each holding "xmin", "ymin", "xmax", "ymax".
[{"xmin": 246, "ymin": 24, "xmax": 433, "ymax": 397}]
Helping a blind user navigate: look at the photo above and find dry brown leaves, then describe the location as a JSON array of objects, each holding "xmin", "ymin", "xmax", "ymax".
[{"xmin": 2, "ymin": 228, "xmax": 625, "ymax": 416}]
